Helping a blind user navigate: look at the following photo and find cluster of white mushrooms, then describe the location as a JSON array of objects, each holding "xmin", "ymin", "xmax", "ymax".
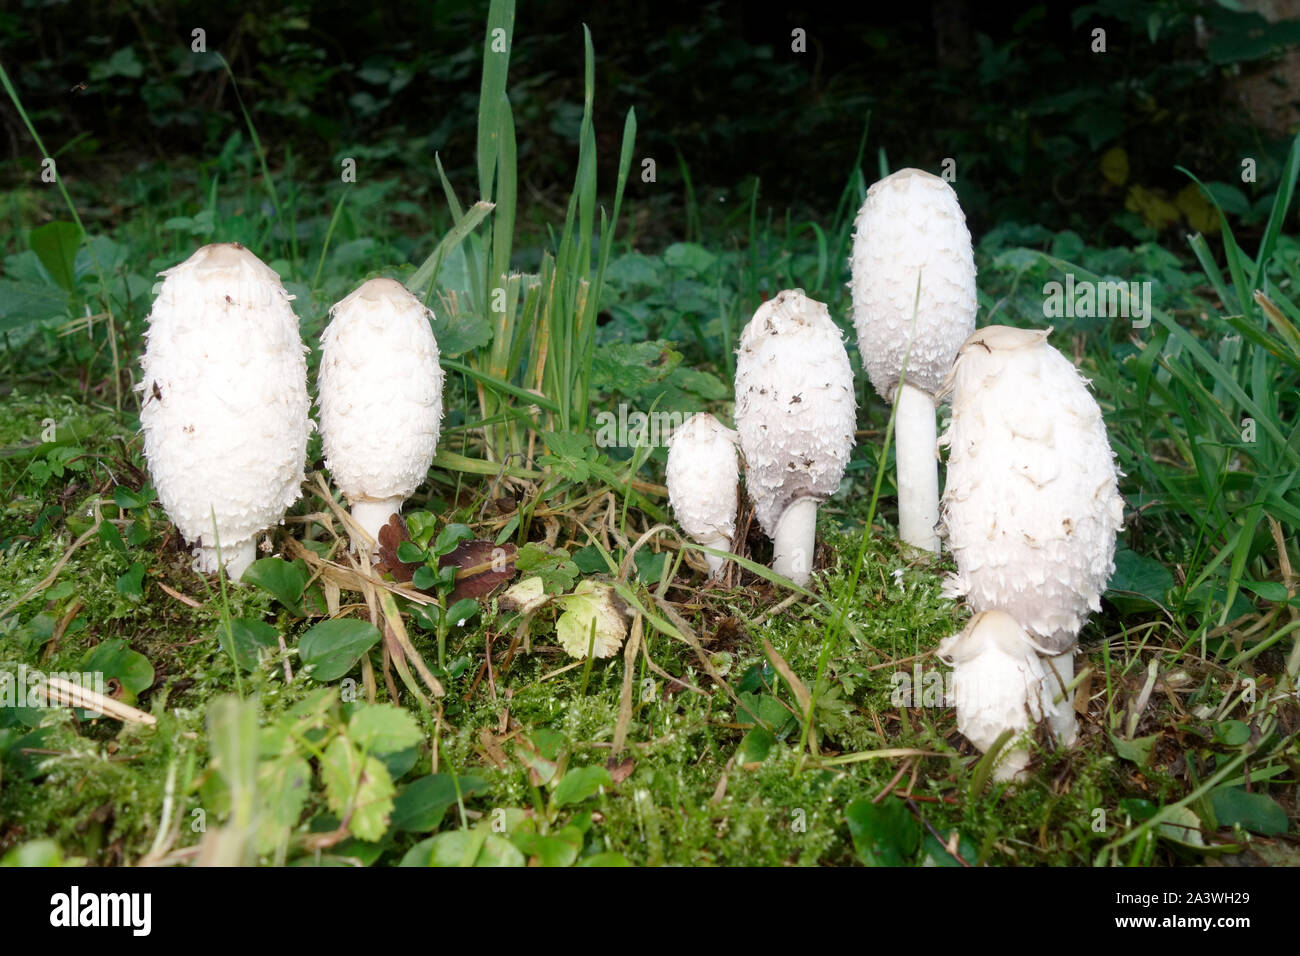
[
  {"xmin": 667, "ymin": 169, "xmax": 1124, "ymax": 780},
  {"xmin": 140, "ymin": 169, "xmax": 1123, "ymax": 782},
  {"xmin": 138, "ymin": 243, "xmax": 444, "ymax": 581}
]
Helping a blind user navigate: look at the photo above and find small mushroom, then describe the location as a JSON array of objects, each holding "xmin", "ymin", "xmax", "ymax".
[
  {"xmin": 938, "ymin": 324, "xmax": 1124, "ymax": 755},
  {"xmin": 138, "ymin": 243, "xmax": 312, "ymax": 580},
  {"xmin": 734, "ymin": 289, "xmax": 856, "ymax": 585},
  {"xmin": 938, "ymin": 610, "xmax": 1071, "ymax": 781},
  {"xmin": 849, "ymin": 168, "xmax": 977, "ymax": 551},
  {"xmin": 318, "ymin": 278, "xmax": 444, "ymax": 555},
  {"xmin": 666, "ymin": 412, "xmax": 739, "ymax": 578}
]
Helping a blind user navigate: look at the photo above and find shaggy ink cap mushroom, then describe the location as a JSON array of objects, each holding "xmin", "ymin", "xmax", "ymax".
[
  {"xmin": 666, "ymin": 412, "xmax": 739, "ymax": 578},
  {"xmin": 849, "ymin": 168, "xmax": 977, "ymax": 551},
  {"xmin": 734, "ymin": 289, "xmax": 855, "ymax": 585},
  {"xmin": 938, "ymin": 610, "xmax": 1072, "ymax": 782},
  {"xmin": 938, "ymin": 324, "xmax": 1125, "ymax": 755},
  {"xmin": 138, "ymin": 242, "xmax": 312, "ymax": 581},
  {"xmin": 318, "ymin": 277, "xmax": 445, "ymax": 555}
]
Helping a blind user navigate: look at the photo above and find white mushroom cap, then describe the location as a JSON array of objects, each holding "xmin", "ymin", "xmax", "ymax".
[
  {"xmin": 849, "ymin": 168, "xmax": 977, "ymax": 398},
  {"xmin": 734, "ymin": 289, "xmax": 856, "ymax": 537},
  {"xmin": 666, "ymin": 412, "xmax": 739, "ymax": 576},
  {"xmin": 318, "ymin": 278, "xmax": 444, "ymax": 542},
  {"xmin": 138, "ymin": 243, "xmax": 311, "ymax": 579},
  {"xmin": 938, "ymin": 325, "xmax": 1125, "ymax": 651},
  {"xmin": 938, "ymin": 609, "xmax": 1071, "ymax": 781}
]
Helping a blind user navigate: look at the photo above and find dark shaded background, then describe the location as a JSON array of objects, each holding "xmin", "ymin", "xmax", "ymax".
[{"xmin": 3, "ymin": 0, "xmax": 1299, "ymax": 246}]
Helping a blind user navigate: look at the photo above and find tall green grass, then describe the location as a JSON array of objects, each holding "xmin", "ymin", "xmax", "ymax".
[
  {"xmin": 1082, "ymin": 131, "xmax": 1300, "ymax": 670},
  {"xmin": 405, "ymin": 0, "xmax": 637, "ymax": 467}
]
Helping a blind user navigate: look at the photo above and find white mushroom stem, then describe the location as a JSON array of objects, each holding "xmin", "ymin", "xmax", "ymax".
[
  {"xmin": 697, "ymin": 533, "xmax": 732, "ymax": 579},
  {"xmin": 772, "ymin": 497, "xmax": 818, "ymax": 585},
  {"xmin": 1044, "ymin": 649, "xmax": 1078, "ymax": 746},
  {"xmin": 195, "ymin": 540, "xmax": 257, "ymax": 582},
  {"xmin": 349, "ymin": 496, "xmax": 406, "ymax": 554},
  {"xmin": 894, "ymin": 383, "xmax": 940, "ymax": 552}
]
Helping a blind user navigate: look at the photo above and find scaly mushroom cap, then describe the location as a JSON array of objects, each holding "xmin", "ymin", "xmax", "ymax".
[
  {"xmin": 138, "ymin": 243, "xmax": 311, "ymax": 572},
  {"xmin": 666, "ymin": 412, "xmax": 738, "ymax": 549},
  {"xmin": 938, "ymin": 609, "xmax": 1069, "ymax": 780},
  {"xmin": 734, "ymin": 289, "xmax": 856, "ymax": 536},
  {"xmin": 318, "ymin": 277, "xmax": 444, "ymax": 503},
  {"xmin": 938, "ymin": 325, "xmax": 1125, "ymax": 651},
  {"xmin": 849, "ymin": 168, "xmax": 977, "ymax": 398}
]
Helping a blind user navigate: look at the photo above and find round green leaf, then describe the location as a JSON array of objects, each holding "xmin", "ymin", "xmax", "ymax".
[{"xmin": 298, "ymin": 618, "xmax": 382, "ymax": 681}]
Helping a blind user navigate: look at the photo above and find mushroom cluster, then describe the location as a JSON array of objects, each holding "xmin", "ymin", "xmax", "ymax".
[
  {"xmin": 139, "ymin": 248, "xmax": 444, "ymax": 579},
  {"xmin": 937, "ymin": 325, "xmax": 1124, "ymax": 778},
  {"xmin": 656, "ymin": 174, "xmax": 1123, "ymax": 782},
  {"xmin": 145, "ymin": 166, "xmax": 1125, "ymax": 788}
]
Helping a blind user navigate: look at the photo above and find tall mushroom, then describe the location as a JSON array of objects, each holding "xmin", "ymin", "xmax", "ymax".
[
  {"xmin": 938, "ymin": 325, "xmax": 1124, "ymax": 770},
  {"xmin": 849, "ymin": 168, "xmax": 977, "ymax": 552},
  {"xmin": 666, "ymin": 412, "xmax": 739, "ymax": 578},
  {"xmin": 734, "ymin": 289, "xmax": 856, "ymax": 585},
  {"xmin": 318, "ymin": 277, "xmax": 444, "ymax": 555},
  {"xmin": 138, "ymin": 243, "xmax": 311, "ymax": 580}
]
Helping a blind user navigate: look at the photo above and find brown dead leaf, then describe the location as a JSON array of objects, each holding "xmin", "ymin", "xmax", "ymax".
[
  {"xmin": 376, "ymin": 515, "xmax": 421, "ymax": 583},
  {"xmin": 439, "ymin": 539, "xmax": 518, "ymax": 602},
  {"xmin": 605, "ymin": 756, "xmax": 635, "ymax": 785}
]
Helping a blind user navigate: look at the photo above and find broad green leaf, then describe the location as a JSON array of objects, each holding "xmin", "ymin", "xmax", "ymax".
[
  {"xmin": 633, "ymin": 548, "xmax": 666, "ymax": 585},
  {"xmin": 0, "ymin": 279, "xmax": 68, "ymax": 332},
  {"xmin": 475, "ymin": 833, "xmax": 525, "ymax": 867},
  {"xmin": 1107, "ymin": 548, "xmax": 1173, "ymax": 608},
  {"xmin": 918, "ymin": 830, "xmax": 977, "ymax": 867},
  {"xmin": 348, "ymin": 704, "xmax": 423, "ymax": 754},
  {"xmin": 590, "ymin": 340, "xmax": 682, "ymax": 393},
  {"xmin": 552, "ymin": 765, "xmax": 612, "ymax": 808},
  {"xmin": 391, "ymin": 774, "xmax": 489, "ymax": 832},
  {"xmin": 429, "ymin": 307, "xmax": 493, "ymax": 357},
  {"xmin": 0, "ymin": 840, "xmax": 66, "ymax": 867},
  {"xmin": 319, "ymin": 737, "xmax": 395, "ymax": 842},
  {"xmin": 395, "ymin": 541, "xmax": 425, "ymax": 564},
  {"xmin": 1209, "ymin": 787, "xmax": 1289, "ymax": 836},
  {"xmin": 255, "ymin": 756, "xmax": 311, "ymax": 854},
  {"xmin": 1157, "ymin": 806, "xmax": 1206, "ymax": 848},
  {"xmin": 81, "ymin": 638, "xmax": 154, "ymax": 697},
  {"xmin": 1110, "ymin": 732, "xmax": 1159, "ymax": 766},
  {"xmin": 399, "ymin": 836, "xmax": 437, "ymax": 866},
  {"xmin": 736, "ymin": 726, "xmax": 775, "ymax": 765},
  {"xmin": 512, "ymin": 828, "xmax": 580, "ymax": 867},
  {"xmin": 241, "ymin": 557, "xmax": 308, "ymax": 616},
  {"xmin": 1214, "ymin": 720, "xmax": 1251, "ymax": 747},
  {"xmin": 662, "ymin": 241, "xmax": 717, "ymax": 275},
  {"xmin": 433, "ymin": 522, "xmax": 475, "ymax": 555},
  {"xmin": 846, "ymin": 798, "xmax": 921, "ymax": 867},
  {"xmin": 114, "ymin": 562, "xmax": 145, "ymax": 599},
  {"xmin": 298, "ymin": 618, "xmax": 382, "ymax": 681},
  {"xmin": 28, "ymin": 222, "xmax": 83, "ymax": 293},
  {"xmin": 219, "ymin": 618, "xmax": 281, "ymax": 673}
]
